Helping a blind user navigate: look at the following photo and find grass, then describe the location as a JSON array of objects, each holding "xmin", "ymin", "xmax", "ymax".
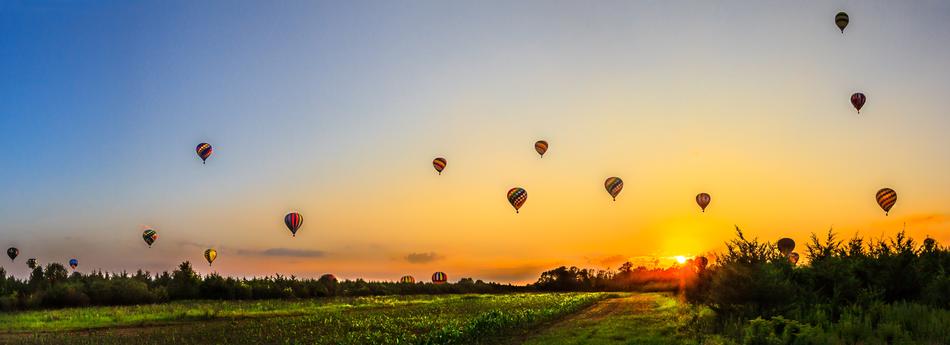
[{"xmin": 0, "ymin": 293, "xmax": 609, "ymax": 344}]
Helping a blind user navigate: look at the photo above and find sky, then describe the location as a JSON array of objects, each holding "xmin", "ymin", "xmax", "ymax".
[{"xmin": 1, "ymin": 1, "xmax": 949, "ymax": 283}]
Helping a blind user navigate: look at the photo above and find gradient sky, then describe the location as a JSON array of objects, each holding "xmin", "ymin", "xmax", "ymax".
[{"xmin": 1, "ymin": 1, "xmax": 949, "ymax": 283}]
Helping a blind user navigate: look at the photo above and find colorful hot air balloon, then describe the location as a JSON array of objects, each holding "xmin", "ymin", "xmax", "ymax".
[
  {"xmin": 284, "ymin": 212, "xmax": 303, "ymax": 237},
  {"xmin": 142, "ymin": 229, "xmax": 158, "ymax": 248},
  {"xmin": 204, "ymin": 249, "xmax": 217, "ymax": 266},
  {"xmin": 777, "ymin": 238, "xmax": 796, "ymax": 256},
  {"xmin": 400, "ymin": 275, "xmax": 416, "ymax": 284},
  {"xmin": 696, "ymin": 193, "xmax": 711, "ymax": 212},
  {"xmin": 320, "ymin": 274, "xmax": 337, "ymax": 283},
  {"xmin": 876, "ymin": 188, "xmax": 897, "ymax": 215},
  {"xmin": 604, "ymin": 177, "xmax": 623, "ymax": 201},
  {"xmin": 432, "ymin": 157, "xmax": 447, "ymax": 175},
  {"xmin": 851, "ymin": 93, "xmax": 866, "ymax": 113},
  {"xmin": 196, "ymin": 143, "xmax": 213, "ymax": 164},
  {"xmin": 507, "ymin": 187, "xmax": 527, "ymax": 213},
  {"xmin": 789, "ymin": 252, "xmax": 800, "ymax": 265},
  {"xmin": 26, "ymin": 258, "xmax": 37, "ymax": 270},
  {"xmin": 535, "ymin": 140, "xmax": 548, "ymax": 157},
  {"xmin": 431, "ymin": 272, "xmax": 447, "ymax": 284},
  {"xmin": 69, "ymin": 258, "xmax": 79, "ymax": 270},
  {"xmin": 6, "ymin": 247, "xmax": 17, "ymax": 261},
  {"xmin": 835, "ymin": 12, "xmax": 849, "ymax": 33}
]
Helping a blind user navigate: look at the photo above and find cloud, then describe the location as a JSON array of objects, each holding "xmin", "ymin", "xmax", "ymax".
[
  {"xmin": 903, "ymin": 213, "xmax": 949, "ymax": 227},
  {"xmin": 476, "ymin": 264, "xmax": 552, "ymax": 283},
  {"xmin": 587, "ymin": 254, "xmax": 627, "ymax": 268},
  {"xmin": 238, "ymin": 248, "xmax": 327, "ymax": 258},
  {"xmin": 405, "ymin": 252, "xmax": 443, "ymax": 264}
]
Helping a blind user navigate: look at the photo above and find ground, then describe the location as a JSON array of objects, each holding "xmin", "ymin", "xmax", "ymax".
[{"xmin": 0, "ymin": 293, "xmax": 715, "ymax": 345}]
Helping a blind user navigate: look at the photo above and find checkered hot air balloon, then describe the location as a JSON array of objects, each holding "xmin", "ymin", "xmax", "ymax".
[
  {"xmin": 696, "ymin": 193, "xmax": 711, "ymax": 212},
  {"xmin": 432, "ymin": 157, "xmax": 446, "ymax": 175},
  {"xmin": 876, "ymin": 188, "xmax": 897, "ymax": 216},
  {"xmin": 507, "ymin": 187, "xmax": 527, "ymax": 213},
  {"xmin": 142, "ymin": 229, "xmax": 158, "ymax": 248},
  {"xmin": 534, "ymin": 140, "xmax": 548, "ymax": 157},
  {"xmin": 605, "ymin": 177, "xmax": 623, "ymax": 201},
  {"xmin": 284, "ymin": 212, "xmax": 303, "ymax": 237},
  {"xmin": 431, "ymin": 272, "xmax": 447, "ymax": 284},
  {"xmin": 196, "ymin": 143, "xmax": 213, "ymax": 164}
]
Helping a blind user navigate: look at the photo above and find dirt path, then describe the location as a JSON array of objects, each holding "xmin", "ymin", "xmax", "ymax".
[{"xmin": 512, "ymin": 293, "xmax": 692, "ymax": 345}]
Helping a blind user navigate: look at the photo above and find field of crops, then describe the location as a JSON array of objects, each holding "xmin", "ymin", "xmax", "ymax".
[{"xmin": 0, "ymin": 293, "xmax": 611, "ymax": 345}]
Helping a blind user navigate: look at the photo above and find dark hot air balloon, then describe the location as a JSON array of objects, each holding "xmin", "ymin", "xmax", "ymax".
[
  {"xmin": 507, "ymin": 187, "xmax": 527, "ymax": 213},
  {"xmin": 432, "ymin": 157, "xmax": 446, "ymax": 175},
  {"xmin": 851, "ymin": 93, "xmax": 866, "ymax": 113},
  {"xmin": 535, "ymin": 140, "xmax": 548, "ymax": 157},
  {"xmin": 69, "ymin": 258, "xmax": 79, "ymax": 270},
  {"xmin": 6, "ymin": 247, "xmax": 17, "ymax": 261},
  {"xmin": 400, "ymin": 275, "xmax": 415, "ymax": 284},
  {"xmin": 695, "ymin": 256, "xmax": 709, "ymax": 271},
  {"xmin": 923, "ymin": 238, "xmax": 937, "ymax": 251},
  {"xmin": 204, "ymin": 249, "xmax": 217, "ymax": 266},
  {"xmin": 143, "ymin": 229, "xmax": 158, "ymax": 247},
  {"xmin": 320, "ymin": 274, "xmax": 337, "ymax": 283},
  {"xmin": 26, "ymin": 258, "xmax": 37, "ymax": 270},
  {"xmin": 431, "ymin": 271, "xmax": 447, "ymax": 284},
  {"xmin": 284, "ymin": 212, "xmax": 303, "ymax": 237},
  {"xmin": 696, "ymin": 193, "xmax": 711, "ymax": 212},
  {"xmin": 196, "ymin": 143, "xmax": 213, "ymax": 164},
  {"xmin": 835, "ymin": 12, "xmax": 849, "ymax": 33},
  {"xmin": 777, "ymin": 238, "xmax": 796, "ymax": 256},
  {"xmin": 604, "ymin": 177, "xmax": 623, "ymax": 201},
  {"xmin": 876, "ymin": 188, "xmax": 897, "ymax": 215},
  {"xmin": 789, "ymin": 252, "xmax": 800, "ymax": 265}
]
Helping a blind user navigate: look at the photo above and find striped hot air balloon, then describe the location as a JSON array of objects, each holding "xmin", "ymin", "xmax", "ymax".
[
  {"xmin": 432, "ymin": 157, "xmax": 447, "ymax": 175},
  {"xmin": 535, "ymin": 140, "xmax": 548, "ymax": 157},
  {"xmin": 400, "ymin": 275, "xmax": 415, "ymax": 284},
  {"xmin": 696, "ymin": 193, "xmax": 711, "ymax": 212},
  {"xmin": 204, "ymin": 249, "xmax": 217, "ymax": 266},
  {"xmin": 196, "ymin": 143, "xmax": 213, "ymax": 164},
  {"xmin": 876, "ymin": 188, "xmax": 897, "ymax": 215},
  {"xmin": 507, "ymin": 187, "xmax": 527, "ymax": 213},
  {"xmin": 431, "ymin": 272, "xmax": 447, "ymax": 284},
  {"xmin": 142, "ymin": 229, "xmax": 158, "ymax": 248},
  {"xmin": 835, "ymin": 12, "xmax": 849, "ymax": 33},
  {"xmin": 851, "ymin": 93, "xmax": 866, "ymax": 113},
  {"xmin": 604, "ymin": 177, "xmax": 623, "ymax": 201},
  {"xmin": 284, "ymin": 212, "xmax": 303, "ymax": 237}
]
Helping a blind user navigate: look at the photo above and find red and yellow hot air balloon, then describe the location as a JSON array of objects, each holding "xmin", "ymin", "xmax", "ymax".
[
  {"xmin": 400, "ymin": 275, "xmax": 415, "ymax": 284},
  {"xmin": 204, "ymin": 249, "xmax": 217, "ymax": 266},
  {"xmin": 876, "ymin": 188, "xmax": 897, "ymax": 215},
  {"xmin": 851, "ymin": 93, "xmax": 866, "ymax": 113},
  {"xmin": 696, "ymin": 193, "xmax": 711, "ymax": 212},
  {"xmin": 534, "ymin": 140, "xmax": 548, "ymax": 157},
  {"xmin": 432, "ymin": 157, "xmax": 447, "ymax": 175},
  {"xmin": 507, "ymin": 187, "xmax": 527, "ymax": 213},
  {"xmin": 142, "ymin": 229, "xmax": 158, "ymax": 248},
  {"xmin": 431, "ymin": 272, "xmax": 448, "ymax": 284},
  {"xmin": 604, "ymin": 177, "xmax": 623, "ymax": 201},
  {"xmin": 284, "ymin": 212, "xmax": 303, "ymax": 237},
  {"xmin": 196, "ymin": 143, "xmax": 213, "ymax": 164}
]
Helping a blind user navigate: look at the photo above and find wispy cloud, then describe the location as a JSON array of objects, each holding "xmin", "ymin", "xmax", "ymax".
[
  {"xmin": 405, "ymin": 252, "xmax": 443, "ymax": 264},
  {"xmin": 238, "ymin": 248, "xmax": 327, "ymax": 258}
]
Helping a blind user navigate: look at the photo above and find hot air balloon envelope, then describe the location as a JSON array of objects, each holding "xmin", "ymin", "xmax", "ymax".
[
  {"xmin": 835, "ymin": 12, "xmax": 849, "ymax": 32},
  {"xmin": 696, "ymin": 193, "xmax": 711, "ymax": 212},
  {"xmin": 876, "ymin": 188, "xmax": 897, "ymax": 215},
  {"xmin": 507, "ymin": 187, "xmax": 527, "ymax": 213},
  {"xmin": 6, "ymin": 247, "xmax": 17, "ymax": 261},
  {"xmin": 777, "ymin": 238, "xmax": 796, "ymax": 255},
  {"xmin": 432, "ymin": 157, "xmax": 447, "ymax": 175},
  {"xmin": 284, "ymin": 212, "xmax": 304, "ymax": 237},
  {"xmin": 605, "ymin": 177, "xmax": 623, "ymax": 201},
  {"xmin": 196, "ymin": 143, "xmax": 213, "ymax": 164},
  {"xmin": 535, "ymin": 140, "xmax": 548, "ymax": 157}
]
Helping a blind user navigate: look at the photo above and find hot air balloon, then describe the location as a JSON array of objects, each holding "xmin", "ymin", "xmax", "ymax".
[
  {"xmin": 535, "ymin": 140, "xmax": 548, "ymax": 157},
  {"xmin": 69, "ymin": 258, "xmax": 79, "ymax": 270},
  {"xmin": 923, "ymin": 238, "xmax": 937, "ymax": 251},
  {"xmin": 142, "ymin": 229, "xmax": 158, "ymax": 248},
  {"xmin": 284, "ymin": 212, "xmax": 303, "ymax": 237},
  {"xmin": 604, "ymin": 177, "xmax": 623, "ymax": 201},
  {"xmin": 789, "ymin": 252, "xmax": 800, "ymax": 265},
  {"xmin": 851, "ymin": 93, "xmax": 866, "ymax": 113},
  {"xmin": 507, "ymin": 187, "xmax": 527, "ymax": 213},
  {"xmin": 835, "ymin": 12, "xmax": 849, "ymax": 33},
  {"xmin": 400, "ymin": 275, "xmax": 415, "ymax": 284},
  {"xmin": 320, "ymin": 274, "xmax": 337, "ymax": 283},
  {"xmin": 6, "ymin": 247, "xmax": 17, "ymax": 261},
  {"xmin": 696, "ymin": 193, "xmax": 711, "ymax": 212},
  {"xmin": 695, "ymin": 256, "xmax": 709, "ymax": 271},
  {"xmin": 26, "ymin": 258, "xmax": 37, "ymax": 270},
  {"xmin": 196, "ymin": 143, "xmax": 213, "ymax": 164},
  {"xmin": 777, "ymin": 238, "xmax": 795, "ymax": 256},
  {"xmin": 876, "ymin": 188, "xmax": 897, "ymax": 215},
  {"xmin": 204, "ymin": 249, "xmax": 217, "ymax": 266},
  {"xmin": 431, "ymin": 272, "xmax": 447, "ymax": 284},
  {"xmin": 432, "ymin": 157, "xmax": 447, "ymax": 175}
]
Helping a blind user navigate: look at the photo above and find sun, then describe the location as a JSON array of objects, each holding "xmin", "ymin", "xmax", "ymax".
[{"xmin": 675, "ymin": 256, "xmax": 687, "ymax": 264}]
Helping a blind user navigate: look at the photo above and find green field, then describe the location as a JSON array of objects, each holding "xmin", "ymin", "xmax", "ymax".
[{"xmin": 0, "ymin": 293, "xmax": 722, "ymax": 345}]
